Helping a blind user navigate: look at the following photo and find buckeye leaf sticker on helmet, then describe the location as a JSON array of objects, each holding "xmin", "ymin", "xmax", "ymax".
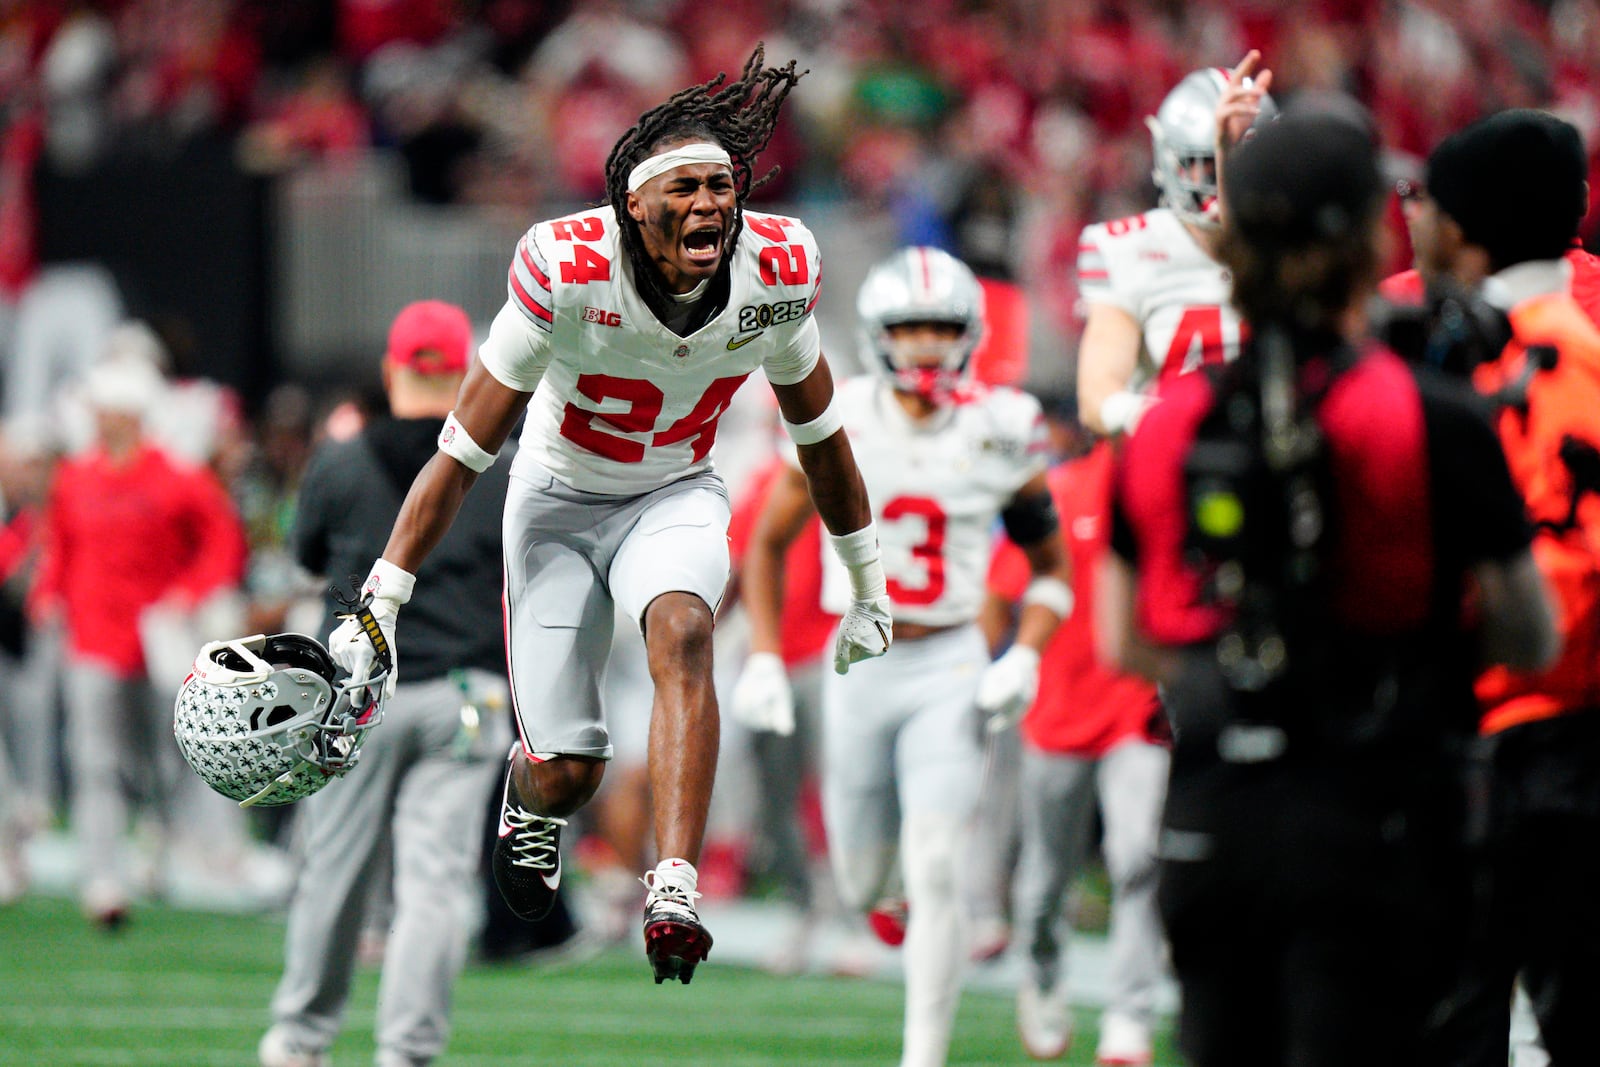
[{"xmin": 174, "ymin": 633, "xmax": 386, "ymax": 807}]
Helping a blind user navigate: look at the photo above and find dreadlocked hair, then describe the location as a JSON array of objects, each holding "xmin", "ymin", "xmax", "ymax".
[{"xmin": 604, "ymin": 43, "xmax": 806, "ymax": 290}]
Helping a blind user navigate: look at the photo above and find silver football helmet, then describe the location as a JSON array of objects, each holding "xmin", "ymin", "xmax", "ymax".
[
  {"xmin": 1146, "ymin": 67, "xmax": 1278, "ymax": 228},
  {"xmin": 173, "ymin": 633, "xmax": 386, "ymax": 807},
  {"xmin": 857, "ymin": 246, "xmax": 985, "ymax": 404}
]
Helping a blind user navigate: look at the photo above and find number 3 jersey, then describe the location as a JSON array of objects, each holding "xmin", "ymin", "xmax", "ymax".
[
  {"xmin": 1076, "ymin": 206, "xmax": 1244, "ymax": 389},
  {"xmin": 790, "ymin": 377, "xmax": 1049, "ymax": 628},
  {"xmin": 477, "ymin": 205, "xmax": 823, "ymax": 495}
]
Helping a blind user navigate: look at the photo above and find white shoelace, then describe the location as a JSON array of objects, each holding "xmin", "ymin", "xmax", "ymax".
[
  {"xmin": 640, "ymin": 870, "xmax": 702, "ymax": 918},
  {"xmin": 504, "ymin": 807, "xmax": 566, "ymax": 871}
]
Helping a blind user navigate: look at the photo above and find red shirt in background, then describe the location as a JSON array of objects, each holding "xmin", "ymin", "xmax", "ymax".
[
  {"xmin": 33, "ymin": 444, "xmax": 246, "ymax": 678},
  {"xmin": 727, "ymin": 456, "xmax": 835, "ymax": 669},
  {"xmin": 988, "ymin": 444, "xmax": 1159, "ymax": 757}
]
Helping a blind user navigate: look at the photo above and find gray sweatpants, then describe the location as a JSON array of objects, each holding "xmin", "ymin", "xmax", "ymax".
[
  {"xmin": 269, "ymin": 670, "xmax": 510, "ymax": 1066},
  {"xmin": 64, "ymin": 657, "xmax": 181, "ymax": 898},
  {"xmin": 1012, "ymin": 738, "xmax": 1170, "ymax": 1024}
]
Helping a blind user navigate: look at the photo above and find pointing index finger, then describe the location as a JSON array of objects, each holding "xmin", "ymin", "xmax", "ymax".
[{"xmin": 1229, "ymin": 49, "xmax": 1261, "ymax": 88}]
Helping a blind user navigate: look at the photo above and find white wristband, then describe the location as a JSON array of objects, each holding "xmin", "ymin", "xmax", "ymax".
[
  {"xmin": 828, "ymin": 523, "xmax": 887, "ymax": 601},
  {"xmin": 438, "ymin": 411, "xmax": 497, "ymax": 474},
  {"xmin": 363, "ymin": 558, "xmax": 415, "ymax": 606},
  {"xmin": 783, "ymin": 397, "xmax": 843, "ymax": 446},
  {"xmin": 1099, "ymin": 390, "xmax": 1148, "ymax": 436},
  {"xmin": 1022, "ymin": 576, "xmax": 1074, "ymax": 619}
]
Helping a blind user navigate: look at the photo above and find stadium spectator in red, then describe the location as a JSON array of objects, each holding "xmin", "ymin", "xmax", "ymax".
[
  {"xmin": 985, "ymin": 399, "xmax": 1169, "ymax": 1065},
  {"xmin": 31, "ymin": 354, "xmax": 246, "ymax": 928},
  {"xmin": 1405, "ymin": 107, "xmax": 1600, "ymax": 1067},
  {"xmin": 1101, "ymin": 97, "xmax": 1557, "ymax": 1067}
]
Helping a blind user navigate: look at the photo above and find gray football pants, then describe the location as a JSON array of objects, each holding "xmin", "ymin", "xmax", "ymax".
[
  {"xmin": 1013, "ymin": 739, "xmax": 1170, "ymax": 1023},
  {"xmin": 269, "ymin": 670, "xmax": 509, "ymax": 1066},
  {"xmin": 64, "ymin": 657, "xmax": 181, "ymax": 896}
]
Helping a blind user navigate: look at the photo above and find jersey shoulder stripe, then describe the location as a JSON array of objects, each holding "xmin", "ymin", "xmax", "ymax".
[{"xmin": 508, "ymin": 232, "xmax": 554, "ymax": 331}]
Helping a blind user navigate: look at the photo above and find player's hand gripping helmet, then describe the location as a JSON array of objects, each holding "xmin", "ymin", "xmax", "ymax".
[
  {"xmin": 857, "ymin": 246, "xmax": 986, "ymax": 405},
  {"xmin": 1147, "ymin": 68, "xmax": 1278, "ymax": 229},
  {"xmin": 173, "ymin": 633, "xmax": 386, "ymax": 807}
]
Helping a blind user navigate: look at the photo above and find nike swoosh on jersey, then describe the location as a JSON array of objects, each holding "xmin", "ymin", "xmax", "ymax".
[{"xmin": 726, "ymin": 331, "xmax": 764, "ymax": 350}]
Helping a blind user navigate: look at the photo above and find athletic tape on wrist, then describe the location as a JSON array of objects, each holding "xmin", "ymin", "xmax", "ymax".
[
  {"xmin": 783, "ymin": 397, "xmax": 843, "ymax": 446},
  {"xmin": 828, "ymin": 524, "xmax": 887, "ymax": 601},
  {"xmin": 364, "ymin": 558, "xmax": 416, "ymax": 606},
  {"xmin": 626, "ymin": 143, "xmax": 732, "ymax": 192},
  {"xmin": 1022, "ymin": 576, "xmax": 1074, "ymax": 619},
  {"xmin": 438, "ymin": 411, "xmax": 497, "ymax": 474}
]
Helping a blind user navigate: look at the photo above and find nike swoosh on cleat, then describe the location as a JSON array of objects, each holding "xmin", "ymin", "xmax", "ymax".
[
  {"xmin": 726, "ymin": 332, "xmax": 763, "ymax": 350},
  {"xmin": 541, "ymin": 867, "xmax": 561, "ymax": 891}
]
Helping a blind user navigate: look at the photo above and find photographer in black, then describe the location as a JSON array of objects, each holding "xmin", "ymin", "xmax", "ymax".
[{"xmin": 1097, "ymin": 98, "xmax": 1558, "ymax": 1067}]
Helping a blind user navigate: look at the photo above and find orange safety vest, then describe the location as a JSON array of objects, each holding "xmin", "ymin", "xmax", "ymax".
[{"xmin": 1473, "ymin": 291, "xmax": 1600, "ymax": 733}]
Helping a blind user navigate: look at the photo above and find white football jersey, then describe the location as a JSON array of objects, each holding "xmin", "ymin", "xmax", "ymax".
[
  {"xmin": 1077, "ymin": 207, "xmax": 1244, "ymax": 390},
  {"xmin": 477, "ymin": 206, "xmax": 822, "ymax": 494},
  {"xmin": 794, "ymin": 377, "xmax": 1049, "ymax": 627}
]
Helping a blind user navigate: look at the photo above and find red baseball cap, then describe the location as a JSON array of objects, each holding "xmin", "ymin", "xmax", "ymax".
[{"xmin": 386, "ymin": 300, "xmax": 472, "ymax": 375}]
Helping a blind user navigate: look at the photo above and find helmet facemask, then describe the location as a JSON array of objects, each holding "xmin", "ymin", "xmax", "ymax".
[
  {"xmin": 880, "ymin": 322, "xmax": 973, "ymax": 405},
  {"xmin": 1148, "ymin": 117, "xmax": 1221, "ymax": 228},
  {"xmin": 857, "ymin": 246, "xmax": 985, "ymax": 407},
  {"xmin": 173, "ymin": 633, "xmax": 388, "ymax": 807}
]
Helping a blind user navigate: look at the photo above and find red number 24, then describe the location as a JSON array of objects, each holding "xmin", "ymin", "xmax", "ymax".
[{"xmin": 559, "ymin": 374, "xmax": 750, "ymax": 463}]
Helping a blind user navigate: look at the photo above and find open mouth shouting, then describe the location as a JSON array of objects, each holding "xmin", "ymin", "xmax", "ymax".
[{"xmin": 682, "ymin": 224, "xmax": 724, "ymax": 268}]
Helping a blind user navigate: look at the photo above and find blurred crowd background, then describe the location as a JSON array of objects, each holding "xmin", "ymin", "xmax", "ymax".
[{"xmin": 2, "ymin": 0, "xmax": 1600, "ymax": 938}]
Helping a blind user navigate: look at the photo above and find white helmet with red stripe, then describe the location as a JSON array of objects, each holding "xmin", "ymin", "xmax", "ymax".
[
  {"xmin": 1147, "ymin": 67, "xmax": 1277, "ymax": 229},
  {"xmin": 857, "ymin": 246, "xmax": 985, "ymax": 404}
]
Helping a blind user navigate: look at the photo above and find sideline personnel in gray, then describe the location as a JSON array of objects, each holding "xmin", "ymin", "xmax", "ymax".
[{"xmin": 259, "ymin": 300, "xmax": 513, "ymax": 1067}]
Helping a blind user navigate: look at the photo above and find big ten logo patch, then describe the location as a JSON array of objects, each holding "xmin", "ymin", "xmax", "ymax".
[
  {"xmin": 736, "ymin": 299, "xmax": 807, "ymax": 333},
  {"xmin": 582, "ymin": 306, "xmax": 622, "ymax": 327}
]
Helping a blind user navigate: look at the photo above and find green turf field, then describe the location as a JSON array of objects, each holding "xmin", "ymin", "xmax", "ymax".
[{"xmin": 0, "ymin": 896, "xmax": 1180, "ymax": 1065}]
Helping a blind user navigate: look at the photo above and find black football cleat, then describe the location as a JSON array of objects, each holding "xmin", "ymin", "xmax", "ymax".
[{"xmin": 491, "ymin": 742, "xmax": 567, "ymax": 922}]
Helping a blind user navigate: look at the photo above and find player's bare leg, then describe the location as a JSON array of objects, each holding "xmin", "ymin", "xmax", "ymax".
[{"xmin": 639, "ymin": 591, "xmax": 718, "ymax": 984}]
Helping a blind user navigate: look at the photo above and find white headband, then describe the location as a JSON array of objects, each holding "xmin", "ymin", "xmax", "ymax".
[{"xmin": 626, "ymin": 143, "xmax": 733, "ymax": 192}]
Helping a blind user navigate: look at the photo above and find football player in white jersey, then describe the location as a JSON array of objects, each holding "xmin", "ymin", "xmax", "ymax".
[
  {"xmin": 326, "ymin": 47, "xmax": 893, "ymax": 987},
  {"xmin": 735, "ymin": 247, "xmax": 1074, "ymax": 1067},
  {"xmin": 1077, "ymin": 54, "xmax": 1275, "ymax": 437}
]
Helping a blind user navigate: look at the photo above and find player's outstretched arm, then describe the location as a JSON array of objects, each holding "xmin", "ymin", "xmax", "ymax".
[
  {"xmin": 1077, "ymin": 304, "xmax": 1152, "ymax": 437},
  {"xmin": 771, "ymin": 357, "xmax": 870, "ymax": 535},
  {"xmin": 329, "ymin": 358, "xmax": 532, "ymax": 692},
  {"xmin": 770, "ymin": 357, "xmax": 890, "ymax": 673}
]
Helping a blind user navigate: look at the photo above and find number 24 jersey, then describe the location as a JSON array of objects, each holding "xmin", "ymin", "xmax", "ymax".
[
  {"xmin": 794, "ymin": 377, "xmax": 1049, "ymax": 628},
  {"xmin": 478, "ymin": 205, "xmax": 823, "ymax": 495}
]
